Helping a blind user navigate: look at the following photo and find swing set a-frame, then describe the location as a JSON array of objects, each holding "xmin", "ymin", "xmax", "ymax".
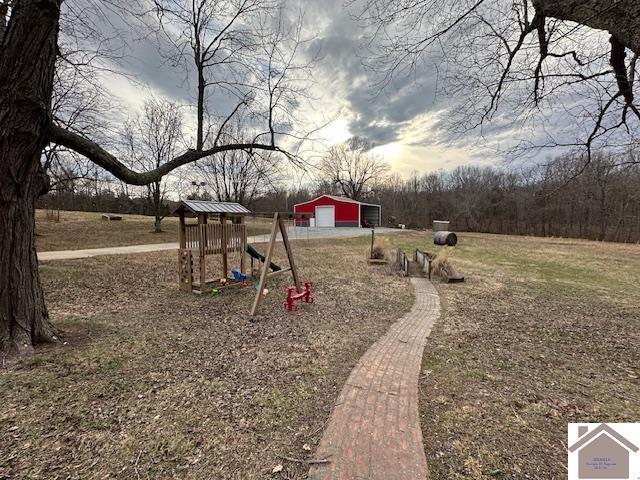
[
  {"xmin": 172, "ymin": 200, "xmax": 310, "ymax": 316},
  {"xmin": 249, "ymin": 212, "xmax": 301, "ymax": 316}
]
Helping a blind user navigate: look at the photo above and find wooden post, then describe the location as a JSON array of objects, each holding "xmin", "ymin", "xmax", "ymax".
[
  {"xmin": 250, "ymin": 213, "xmax": 280, "ymax": 316},
  {"xmin": 198, "ymin": 213, "xmax": 206, "ymax": 293},
  {"xmin": 279, "ymin": 217, "xmax": 301, "ymax": 292},
  {"xmin": 240, "ymin": 216, "xmax": 246, "ymax": 274},
  {"xmin": 178, "ymin": 249, "xmax": 193, "ymax": 291},
  {"xmin": 370, "ymin": 228, "xmax": 375, "ymax": 259},
  {"xmin": 179, "ymin": 213, "xmax": 186, "ymax": 249},
  {"xmin": 221, "ymin": 213, "xmax": 228, "ymax": 279}
]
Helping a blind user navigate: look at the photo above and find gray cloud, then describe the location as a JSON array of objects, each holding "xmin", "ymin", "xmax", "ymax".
[
  {"xmin": 303, "ymin": 3, "xmax": 445, "ymax": 147},
  {"xmin": 66, "ymin": 0, "xmax": 611, "ymax": 176}
]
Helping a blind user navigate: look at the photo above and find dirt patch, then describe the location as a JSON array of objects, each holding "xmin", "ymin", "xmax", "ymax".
[{"xmin": 0, "ymin": 238, "xmax": 413, "ymax": 479}]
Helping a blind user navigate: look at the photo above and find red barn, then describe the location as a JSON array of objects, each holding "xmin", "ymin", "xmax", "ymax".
[{"xmin": 293, "ymin": 195, "xmax": 382, "ymax": 228}]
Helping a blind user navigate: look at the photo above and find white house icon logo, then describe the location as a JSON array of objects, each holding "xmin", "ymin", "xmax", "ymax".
[{"xmin": 568, "ymin": 423, "xmax": 640, "ymax": 480}]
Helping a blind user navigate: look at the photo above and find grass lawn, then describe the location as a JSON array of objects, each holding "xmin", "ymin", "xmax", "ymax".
[
  {"xmin": 35, "ymin": 210, "xmax": 272, "ymax": 252},
  {"xmin": 9, "ymin": 226, "xmax": 639, "ymax": 479},
  {"xmin": 386, "ymin": 232, "xmax": 640, "ymax": 479},
  {"xmin": 0, "ymin": 238, "xmax": 413, "ymax": 479}
]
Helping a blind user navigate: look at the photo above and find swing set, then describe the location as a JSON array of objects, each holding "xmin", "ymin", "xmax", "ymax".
[{"xmin": 172, "ymin": 200, "xmax": 312, "ymax": 316}]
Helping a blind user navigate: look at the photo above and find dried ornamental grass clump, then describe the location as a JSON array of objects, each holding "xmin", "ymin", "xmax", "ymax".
[
  {"xmin": 370, "ymin": 245, "xmax": 386, "ymax": 260},
  {"xmin": 431, "ymin": 250, "xmax": 463, "ymax": 281}
]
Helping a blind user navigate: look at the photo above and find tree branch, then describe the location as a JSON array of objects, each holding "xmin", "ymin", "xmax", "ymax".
[
  {"xmin": 49, "ymin": 125, "xmax": 287, "ymax": 186},
  {"xmin": 0, "ymin": 0, "xmax": 9, "ymax": 43},
  {"xmin": 610, "ymin": 35, "xmax": 634, "ymax": 104}
]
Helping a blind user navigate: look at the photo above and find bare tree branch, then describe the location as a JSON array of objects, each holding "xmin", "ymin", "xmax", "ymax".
[{"xmin": 49, "ymin": 124, "xmax": 289, "ymax": 186}]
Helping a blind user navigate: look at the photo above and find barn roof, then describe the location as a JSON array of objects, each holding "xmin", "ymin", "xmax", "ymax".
[
  {"xmin": 294, "ymin": 195, "xmax": 381, "ymax": 208},
  {"xmin": 172, "ymin": 200, "xmax": 251, "ymax": 216}
]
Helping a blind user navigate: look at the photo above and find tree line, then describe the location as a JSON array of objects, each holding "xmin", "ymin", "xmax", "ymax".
[
  {"xmin": 39, "ymin": 149, "xmax": 640, "ymax": 244},
  {"xmin": 367, "ymin": 153, "xmax": 640, "ymax": 243}
]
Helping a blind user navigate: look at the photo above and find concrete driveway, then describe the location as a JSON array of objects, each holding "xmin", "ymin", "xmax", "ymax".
[{"xmin": 38, "ymin": 227, "xmax": 408, "ymax": 261}]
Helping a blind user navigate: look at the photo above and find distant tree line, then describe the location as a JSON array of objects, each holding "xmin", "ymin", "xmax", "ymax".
[
  {"xmin": 38, "ymin": 151, "xmax": 640, "ymax": 243},
  {"xmin": 367, "ymin": 153, "xmax": 640, "ymax": 243},
  {"xmin": 36, "ymin": 188, "xmax": 176, "ymax": 219},
  {"xmin": 258, "ymin": 151, "xmax": 640, "ymax": 243}
]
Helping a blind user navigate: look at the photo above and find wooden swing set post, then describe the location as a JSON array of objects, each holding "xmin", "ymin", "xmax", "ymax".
[
  {"xmin": 240, "ymin": 216, "xmax": 246, "ymax": 275},
  {"xmin": 199, "ymin": 212, "xmax": 207, "ymax": 293},
  {"xmin": 278, "ymin": 215, "xmax": 301, "ymax": 292},
  {"xmin": 250, "ymin": 213, "xmax": 279, "ymax": 316},
  {"xmin": 250, "ymin": 212, "xmax": 302, "ymax": 317},
  {"xmin": 221, "ymin": 212, "xmax": 228, "ymax": 282}
]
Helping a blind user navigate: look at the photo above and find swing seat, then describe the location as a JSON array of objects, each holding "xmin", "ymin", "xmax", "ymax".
[{"xmin": 231, "ymin": 268, "xmax": 247, "ymax": 282}]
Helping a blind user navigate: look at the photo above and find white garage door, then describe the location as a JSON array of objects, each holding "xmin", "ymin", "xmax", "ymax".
[{"xmin": 315, "ymin": 206, "xmax": 335, "ymax": 227}]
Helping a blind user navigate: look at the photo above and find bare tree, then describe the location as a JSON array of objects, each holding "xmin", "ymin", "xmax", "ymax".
[
  {"xmin": 123, "ymin": 97, "xmax": 184, "ymax": 232},
  {"xmin": 0, "ymin": 1, "xmax": 11, "ymax": 48},
  {"xmin": 362, "ymin": 149, "xmax": 640, "ymax": 241},
  {"xmin": 354, "ymin": 0, "xmax": 640, "ymax": 162},
  {"xmin": 152, "ymin": 0, "xmax": 275, "ymax": 150},
  {"xmin": 0, "ymin": 0, "xmax": 311, "ymax": 352},
  {"xmin": 317, "ymin": 137, "xmax": 389, "ymax": 201},
  {"xmin": 42, "ymin": 55, "xmax": 114, "ymax": 193},
  {"xmin": 196, "ymin": 117, "xmax": 281, "ymax": 206}
]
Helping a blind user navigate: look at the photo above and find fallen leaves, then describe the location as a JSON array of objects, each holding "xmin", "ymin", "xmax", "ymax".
[{"xmin": 4, "ymin": 239, "xmax": 414, "ymax": 480}]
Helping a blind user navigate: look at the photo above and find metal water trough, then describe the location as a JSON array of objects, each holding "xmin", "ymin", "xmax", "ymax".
[{"xmin": 434, "ymin": 231, "xmax": 458, "ymax": 246}]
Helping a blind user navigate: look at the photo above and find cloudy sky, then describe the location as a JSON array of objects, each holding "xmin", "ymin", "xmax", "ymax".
[{"xmin": 81, "ymin": 0, "xmax": 615, "ymax": 182}]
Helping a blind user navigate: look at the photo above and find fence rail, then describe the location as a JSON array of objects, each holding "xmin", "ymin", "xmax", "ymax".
[
  {"xmin": 415, "ymin": 249, "xmax": 432, "ymax": 279},
  {"xmin": 184, "ymin": 223, "xmax": 246, "ymax": 254}
]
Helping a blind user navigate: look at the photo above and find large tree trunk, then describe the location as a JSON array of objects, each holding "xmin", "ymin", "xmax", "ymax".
[
  {"xmin": 0, "ymin": 0, "xmax": 61, "ymax": 352},
  {"xmin": 533, "ymin": 0, "xmax": 640, "ymax": 54}
]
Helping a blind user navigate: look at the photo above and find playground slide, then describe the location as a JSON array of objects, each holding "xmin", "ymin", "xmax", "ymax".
[{"xmin": 246, "ymin": 244, "xmax": 282, "ymax": 271}]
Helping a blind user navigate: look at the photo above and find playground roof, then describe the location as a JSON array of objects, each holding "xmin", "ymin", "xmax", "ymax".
[{"xmin": 172, "ymin": 200, "xmax": 251, "ymax": 217}]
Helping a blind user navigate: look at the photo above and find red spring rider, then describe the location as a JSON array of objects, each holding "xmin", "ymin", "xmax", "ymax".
[{"xmin": 284, "ymin": 282, "xmax": 313, "ymax": 311}]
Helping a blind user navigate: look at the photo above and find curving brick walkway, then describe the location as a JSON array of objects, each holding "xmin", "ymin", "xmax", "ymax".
[{"xmin": 308, "ymin": 278, "xmax": 440, "ymax": 480}]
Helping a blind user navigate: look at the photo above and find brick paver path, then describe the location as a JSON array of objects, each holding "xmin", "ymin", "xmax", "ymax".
[{"xmin": 308, "ymin": 278, "xmax": 440, "ymax": 480}]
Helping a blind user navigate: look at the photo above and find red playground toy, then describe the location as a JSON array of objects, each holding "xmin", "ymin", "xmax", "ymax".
[{"xmin": 284, "ymin": 282, "xmax": 313, "ymax": 311}]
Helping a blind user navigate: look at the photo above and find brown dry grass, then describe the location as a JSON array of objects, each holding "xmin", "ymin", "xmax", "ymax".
[
  {"xmin": 370, "ymin": 245, "xmax": 385, "ymax": 260},
  {"xmin": 0, "ymin": 237, "xmax": 413, "ymax": 479},
  {"xmin": 430, "ymin": 249, "xmax": 462, "ymax": 281},
  {"xmin": 35, "ymin": 210, "xmax": 271, "ymax": 252},
  {"xmin": 389, "ymin": 232, "xmax": 640, "ymax": 479}
]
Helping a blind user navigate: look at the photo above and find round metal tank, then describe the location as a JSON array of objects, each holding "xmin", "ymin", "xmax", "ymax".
[{"xmin": 433, "ymin": 231, "xmax": 458, "ymax": 246}]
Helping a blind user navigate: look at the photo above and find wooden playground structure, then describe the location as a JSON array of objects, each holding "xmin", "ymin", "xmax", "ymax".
[
  {"xmin": 175, "ymin": 200, "xmax": 250, "ymax": 293},
  {"xmin": 173, "ymin": 200, "xmax": 312, "ymax": 315}
]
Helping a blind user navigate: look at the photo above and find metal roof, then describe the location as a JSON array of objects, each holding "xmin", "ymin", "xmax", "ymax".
[
  {"xmin": 323, "ymin": 194, "xmax": 360, "ymax": 204},
  {"xmin": 173, "ymin": 200, "xmax": 251, "ymax": 216},
  {"xmin": 293, "ymin": 194, "xmax": 381, "ymax": 209}
]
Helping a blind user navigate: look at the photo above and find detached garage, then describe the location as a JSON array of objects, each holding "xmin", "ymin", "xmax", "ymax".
[{"xmin": 294, "ymin": 195, "xmax": 382, "ymax": 228}]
